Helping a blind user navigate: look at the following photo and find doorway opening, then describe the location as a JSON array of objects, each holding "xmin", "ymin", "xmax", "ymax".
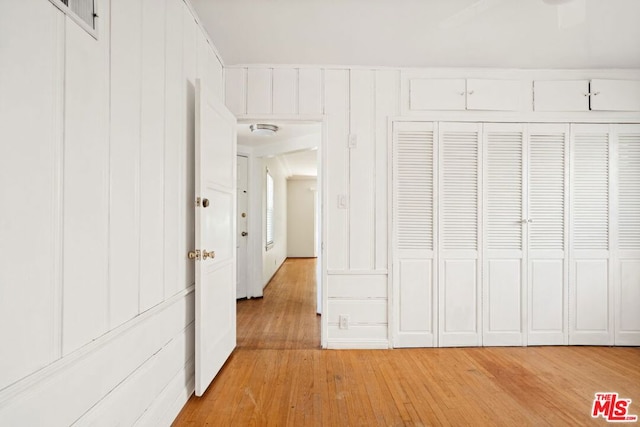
[{"xmin": 236, "ymin": 119, "xmax": 325, "ymax": 347}]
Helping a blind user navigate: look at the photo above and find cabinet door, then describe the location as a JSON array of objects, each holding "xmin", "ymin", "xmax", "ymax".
[
  {"xmin": 439, "ymin": 122, "xmax": 482, "ymax": 347},
  {"xmin": 569, "ymin": 124, "xmax": 613, "ymax": 345},
  {"xmin": 409, "ymin": 79, "xmax": 466, "ymax": 111},
  {"xmin": 527, "ymin": 124, "xmax": 569, "ymax": 346},
  {"xmin": 482, "ymin": 123, "xmax": 526, "ymax": 346},
  {"xmin": 533, "ymin": 80, "xmax": 589, "ymax": 112},
  {"xmin": 393, "ymin": 122, "xmax": 437, "ymax": 347},
  {"xmin": 590, "ymin": 79, "xmax": 640, "ymax": 111},
  {"xmin": 466, "ymin": 79, "xmax": 522, "ymax": 111},
  {"xmin": 616, "ymin": 124, "xmax": 640, "ymax": 345}
]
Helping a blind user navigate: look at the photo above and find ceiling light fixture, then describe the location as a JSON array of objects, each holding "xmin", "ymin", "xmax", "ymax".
[{"xmin": 250, "ymin": 124, "xmax": 279, "ymax": 136}]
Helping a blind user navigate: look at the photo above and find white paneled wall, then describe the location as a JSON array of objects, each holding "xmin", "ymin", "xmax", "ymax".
[
  {"xmin": 226, "ymin": 66, "xmax": 399, "ymax": 346},
  {"xmin": 0, "ymin": 0, "xmax": 224, "ymax": 424},
  {"xmin": 226, "ymin": 66, "xmax": 640, "ymax": 348}
]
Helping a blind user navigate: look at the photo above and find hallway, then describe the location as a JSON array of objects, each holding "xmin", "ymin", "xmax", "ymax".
[{"xmin": 173, "ymin": 258, "xmax": 640, "ymax": 426}]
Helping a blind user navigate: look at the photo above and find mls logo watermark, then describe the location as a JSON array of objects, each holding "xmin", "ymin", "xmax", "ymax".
[{"xmin": 592, "ymin": 393, "xmax": 638, "ymax": 422}]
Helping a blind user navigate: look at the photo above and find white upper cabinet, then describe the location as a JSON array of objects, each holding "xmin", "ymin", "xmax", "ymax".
[
  {"xmin": 410, "ymin": 79, "xmax": 466, "ymax": 111},
  {"xmin": 534, "ymin": 79, "xmax": 640, "ymax": 112},
  {"xmin": 466, "ymin": 79, "xmax": 522, "ymax": 111},
  {"xmin": 409, "ymin": 78, "xmax": 523, "ymax": 112},
  {"xmin": 590, "ymin": 79, "xmax": 640, "ymax": 111},
  {"xmin": 534, "ymin": 80, "xmax": 590, "ymax": 112}
]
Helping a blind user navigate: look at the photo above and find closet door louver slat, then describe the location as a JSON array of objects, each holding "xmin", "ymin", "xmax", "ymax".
[
  {"xmin": 618, "ymin": 132, "xmax": 640, "ymax": 251},
  {"xmin": 486, "ymin": 132, "xmax": 523, "ymax": 251},
  {"xmin": 573, "ymin": 133, "xmax": 609, "ymax": 251},
  {"xmin": 396, "ymin": 131, "xmax": 434, "ymax": 251},
  {"xmin": 442, "ymin": 131, "xmax": 478, "ymax": 251},
  {"xmin": 529, "ymin": 133, "xmax": 565, "ymax": 251}
]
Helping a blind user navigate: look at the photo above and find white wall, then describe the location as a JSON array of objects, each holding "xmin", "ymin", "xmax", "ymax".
[
  {"xmin": 261, "ymin": 157, "xmax": 288, "ymax": 286},
  {"xmin": 0, "ymin": 0, "xmax": 223, "ymax": 424},
  {"xmin": 287, "ymin": 178, "xmax": 317, "ymax": 258},
  {"xmin": 225, "ymin": 66, "xmax": 640, "ymax": 349}
]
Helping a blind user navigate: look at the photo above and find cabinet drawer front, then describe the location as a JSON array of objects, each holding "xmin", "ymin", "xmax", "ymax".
[
  {"xmin": 409, "ymin": 78, "xmax": 466, "ymax": 111},
  {"xmin": 534, "ymin": 80, "xmax": 589, "ymax": 111}
]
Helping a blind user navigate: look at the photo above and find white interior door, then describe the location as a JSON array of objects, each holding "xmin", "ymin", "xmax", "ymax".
[
  {"xmin": 194, "ymin": 79, "xmax": 237, "ymax": 396},
  {"xmin": 236, "ymin": 155, "xmax": 249, "ymax": 299},
  {"xmin": 438, "ymin": 122, "xmax": 482, "ymax": 347},
  {"xmin": 482, "ymin": 123, "xmax": 526, "ymax": 346},
  {"xmin": 392, "ymin": 122, "xmax": 437, "ymax": 347},
  {"xmin": 527, "ymin": 124, "xmax": 569, "ymax": 345}
]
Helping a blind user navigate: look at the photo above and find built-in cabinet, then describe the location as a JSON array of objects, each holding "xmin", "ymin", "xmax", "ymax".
[
  {"xmin": 410, "ymin": 78, "xmax": 523, "ymax": 111},
  {"xmin": 392, "ymin": 121, "xmax": 640, "ymax": 347},
  {"xmin": 534, "ymin": 79, "xmax": 640, "ymax": 112}
]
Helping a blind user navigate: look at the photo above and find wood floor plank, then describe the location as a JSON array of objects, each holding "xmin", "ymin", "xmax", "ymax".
[{"xmin": 173, "ymin": 258, "xmax": 640, "ymax": 426}]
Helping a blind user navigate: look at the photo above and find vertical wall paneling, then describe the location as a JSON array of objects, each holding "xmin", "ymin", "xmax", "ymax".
[
  {"xmin": 482, "ymin": 123, "xmax": 525, "ymax": 346},
  {"xmin": 298, "ymin": 68, "xmax": 323, "ymax": 115},
  {"xmin": 163, "ymin": 0, "xmax": 183, "ymax": 298},
  {"xmin": 615, "ymin": 124, "xmax": 640, "ymax": 345},
  {"xmin": 0, "ymin": 1, "xmax": 61, "ymax": 388},
  {"xmin": 272, "ymin": 68, "xmax": 298, "ymax": 115},
  {"xmin": 324, "ymin": 70, "xmax": 350, "ymax": 271},
  {"xmin": 392, "ymin": 122, "xmax": 437, "ymax": 347},
  {"xmin": 139, "ymin": 0, "xmax": 166, "ymax": 312},
  {"xmin": 246, "ymin": 68, "xmax": 272, "ymax": 115},
  {"xmin": 349, "ymin": 70, "xmax": 375, "ymax": 270},
  {"xmin": 63, "ymin": 10, "xmax": 110, "ymax": 355},
  {"xmin": 438, "ymin": 122, "xmax": 482, "ymax": 347},
  {"xmin": 224, "ymin": 67, "xmax": 247, "ymax": 116},
  {"xmin": 570, "ymin": 124, "xmax": 613, "ymax": 345},
  {"xmin": 527, "ymin": 124, "xmax": 569, "ymax": 345},
  {"xmin": 375, "ymin": 70, "xmax": 400, "ymax": 270},
  {"xmin": 182, "ymin": 5, "xmax": 197, "ymax": 289},
  {"xmin": 109, "ymin": 0, "xmax": 143, "ymax": 327}
]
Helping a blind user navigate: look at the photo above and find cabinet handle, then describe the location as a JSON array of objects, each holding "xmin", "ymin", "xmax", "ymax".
[
  {"xmin": 467, "ymin": 90, "xmax": 475, "ymax": 95},
  {"xmin": 459, "ymin": 91, "xmax": 466, "ymax": 96},
  {"xmin": 593, "ymin": 91, "xmax": 600, "ymax": 96}
]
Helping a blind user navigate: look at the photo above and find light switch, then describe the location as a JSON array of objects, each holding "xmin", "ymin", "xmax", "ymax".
[
  {"xmin": 348, "ymin": 133, "xmax": 358, "ymax": 149},
  {"xmin": 337, "ymin": 194, "xmax": 348, "ymax": 209}
]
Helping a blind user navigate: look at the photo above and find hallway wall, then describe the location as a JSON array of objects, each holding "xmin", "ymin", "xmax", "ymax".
[
  {"xmin": 287, "ymin": 178, "xmax": 318, "ymax": 258},
  {"xmin": 0, "ymin": 0, "xmax": 223, "ymax": 424}
]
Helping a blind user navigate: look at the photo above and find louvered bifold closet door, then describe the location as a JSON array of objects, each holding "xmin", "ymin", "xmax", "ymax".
[
  {"xmin": 482, "ymin": 123, "xmax": 526, "ymax": 346},
  {"xmin": 392, "ymin": 122, "xmax": 437, "ymax": 347},
  {"xmin": 527, "ymin": 124, "xmax": 569, "ymax": 345},
  {"xmin": 570, "ymin": 124, "xmax": 613, "ymax": 345},
  {"xmin": 615, "ymin": 124, "xmax": 640, "ymax": 346},
  {"xmin": 438, "ymin": 122, "xmax": 482, "ymax": 347}
]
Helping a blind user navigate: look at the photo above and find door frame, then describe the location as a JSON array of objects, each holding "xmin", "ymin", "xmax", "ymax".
[{"xmin": 236, "ymin": 115, "xmax": 328, "ymax": 348}]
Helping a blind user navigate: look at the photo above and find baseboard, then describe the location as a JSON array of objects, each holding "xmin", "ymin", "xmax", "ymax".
[{"xmin": 325, "ymin": 339, "xmax": 390, "ymax": 349}]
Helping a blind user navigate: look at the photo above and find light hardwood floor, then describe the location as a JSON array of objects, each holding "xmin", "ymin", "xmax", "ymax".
[{"xmin": 173, "ymin": 258, "xmax": 640, "ymax": 426}]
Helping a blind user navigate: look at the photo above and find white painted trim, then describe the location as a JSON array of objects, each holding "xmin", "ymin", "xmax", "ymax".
[
  {"xmin": 0, "ymin": 285, "xmax": 194, "ymax": 403},
  {"xmin": 326, "ymin": 340, "xmax": 390, "ymax": 349},
  {"xmin": 391, "ymin": 112, "xmax": 640, "ymax": 123},
  {"xmin": 327, "ymin": 270, "xmax": 388, "ymax": 275}
]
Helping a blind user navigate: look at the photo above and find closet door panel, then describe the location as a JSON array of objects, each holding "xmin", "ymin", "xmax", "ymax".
[
  {"xmin": 570, "ymin": 124, "xmax": 613, "ymax": 345},
  {"xmin": 483, "ymin": 123, "xmax": 525, "ymax": 346},
  {"xmin": 615, "ymin": 124, "xmax": 640, "ymax": 345},
  {"xmin": 392, "ymin": 122, "xmax": 437, "ymax": 347},
  {"xmin": 527, "ymin": 124, "xmax": 569, "ymax": 345},
  {"xmin": 439, "ymin": 122, "xmax": 481, "ymax": 347}
]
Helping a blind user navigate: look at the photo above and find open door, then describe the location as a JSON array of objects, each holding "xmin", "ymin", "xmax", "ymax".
[{"xmin": 193, "ymin": 79, "xmax": 237, "ymax": 396}]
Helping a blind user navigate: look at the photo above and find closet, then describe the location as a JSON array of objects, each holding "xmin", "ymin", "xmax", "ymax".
[{"xmin": 392, "ymin": 121, "xmax": 640, "ymax": 347}]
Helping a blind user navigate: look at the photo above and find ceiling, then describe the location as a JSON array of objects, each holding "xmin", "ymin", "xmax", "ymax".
[
  {"xmin": 238, "ymin": 122, "xmax": 320, "ymax": 177},
  {"xmin": 190, "ymin": 0, "xmax": 640, "ymax": 69}
]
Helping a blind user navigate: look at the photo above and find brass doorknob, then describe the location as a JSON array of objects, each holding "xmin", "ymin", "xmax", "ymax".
[
  {"xmin": 241, "ymin": 231, "xmax": 248, "ymax": 237},
  {"xmin": 202, "ymin": 250, "xmax": 216, "ymax": 260},
  {"xmin": 188, "ymin": 250, "xmax": 201, "ymax": 260}
]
